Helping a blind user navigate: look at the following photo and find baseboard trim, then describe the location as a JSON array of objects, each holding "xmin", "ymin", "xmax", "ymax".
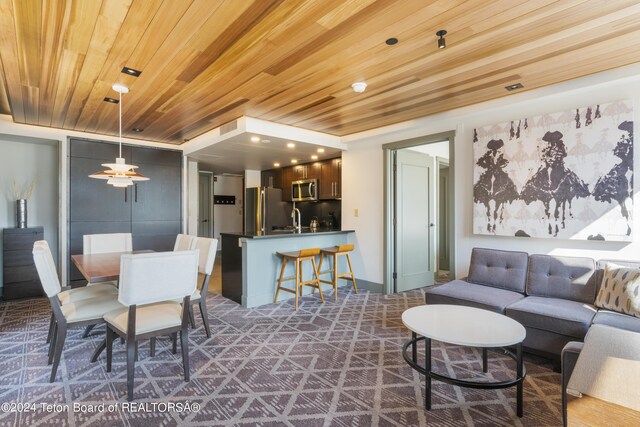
[{"xmin": 355, "ymin": 278, "xmax": 384, "ymax": 294}]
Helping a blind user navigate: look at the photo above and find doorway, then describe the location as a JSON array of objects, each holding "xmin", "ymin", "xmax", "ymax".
[
  {"xmin": 383, "ymin": 131, "xmax": 455, "ymax": 294},
  {"xmin": 198, "ymin": 172, "xmax": 213, "ymax": 237}
]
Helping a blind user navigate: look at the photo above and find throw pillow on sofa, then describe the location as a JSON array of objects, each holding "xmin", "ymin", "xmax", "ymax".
[{"xmin": 595, "ymin": 263, "xmax": 640, "ymax": 318}]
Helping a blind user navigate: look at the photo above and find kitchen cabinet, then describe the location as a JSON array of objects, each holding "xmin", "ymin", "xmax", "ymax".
[
  {"xmin": 261, "ymin": 168, "xmax": 282, "ymax": 189},
  {"xmin": 319, "ymin": 157, "xmax": 341, "ymax": 199},
  {"xmin": 274, "ymin": 158, "xmax": 339, "ymax": 201},
  {"xmin": 293, "ymin": 163, "xmax": 321, "ymax": 180},
  {"xmin": 2, "ymin": 227, "xmax": 44, "ymax": 300},
  {"xmin": 68, "ymin": 138, "xmax": 182, "ymax": 285},
  {"xmin": 281, "ymin": 166, "xmax": 294, "ymax": 201}
]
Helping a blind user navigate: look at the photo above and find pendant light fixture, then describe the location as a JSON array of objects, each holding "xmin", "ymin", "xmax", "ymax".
[{"xmin": 89, "ymin": 84, "xmax": 149, "ymax": 188}]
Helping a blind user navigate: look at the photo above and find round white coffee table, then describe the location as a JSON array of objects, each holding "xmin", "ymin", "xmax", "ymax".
[{"xmin": 402, "ymin": 304, "xmax": 527, "ymax": 417}]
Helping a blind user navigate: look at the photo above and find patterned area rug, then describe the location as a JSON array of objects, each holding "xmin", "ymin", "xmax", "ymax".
[{"xmin": 0, "ymin": 288, "xmax": 562, "ymax": 426}]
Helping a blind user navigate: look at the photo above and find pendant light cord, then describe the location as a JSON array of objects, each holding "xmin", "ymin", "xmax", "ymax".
[{"xmin": 119, "ymin": 91, "xmax": 122, "ymax": 158}]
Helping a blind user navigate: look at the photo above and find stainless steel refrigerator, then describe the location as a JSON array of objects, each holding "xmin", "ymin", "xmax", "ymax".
[{"xmin": 245, "ymin": 187, "xmax": 289, "ymax": 233}]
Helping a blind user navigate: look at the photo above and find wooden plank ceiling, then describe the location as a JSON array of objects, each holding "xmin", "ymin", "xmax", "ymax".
[{"xmin": 1, "ymin": 0, "xmax": 640, "ymax": 144}]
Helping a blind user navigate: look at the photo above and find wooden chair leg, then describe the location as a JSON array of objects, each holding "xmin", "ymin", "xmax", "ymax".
[
  {"xmin": 316, "ymin": 254, "xmax": 326, "ymax": 296},
  {"xmin": 46, "ymin": 313, "xmax": 54, "ymax": 344},
  {"xmin": 274, "ymin": 257, "xmax": 287, "ymax": 303},
  {"xmin": 49, "ymin": 323, "xmax": 67, "ymax": 383},
  {"xmin": 172, "ymin": 332, "xmax": 177, "ymax": 354},
  {"xmin": 188, "ymin": 304, "xmax": 196, "ymax": 330},
  {"xmin": 83, "ymin": 324, "xmax": 96, "ymax": 338},
  {"xmin": 180, "ymin": 327, "xmax": 190, "ymax": 382},
  {"xmin": 294, "ymin": 259, "xmax": 300, "ymax": 310},
  {"xmin": 199, "ymin": 300, "xmax": 211, "ymax": 338},
  {"xmin": 106, "ymin": 326, "xmax": 114, "ymax": 372},
  {"xmin": 311, "ymin": 257, "xmax": 324, "ymax": 303},
  {"xmin": 333, "ymin": 254, "xmax": 339, "ymax": 298},
  {"xmin": 48, "ymin": 322, "xmax": 58, "ymax": 365},
  {"xmin": 346, "ymin": 253, "xmax": 358, "ymax": 293},
  {"xmin": 126, "ymin": 336, "xmax": 136, "ymax": 401},
  {"xmin": 150, "ymin": 337, "xmax": 156, "ymax": 357}
]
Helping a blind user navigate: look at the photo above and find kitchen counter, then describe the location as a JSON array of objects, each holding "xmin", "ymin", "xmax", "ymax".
[
  {"xmin": 221, "ymin": 228, "xmax": 354, "ymax": 239},
  {"xmin": 220, "ymin": 229, "xmax": 355, "ymax": 307}
]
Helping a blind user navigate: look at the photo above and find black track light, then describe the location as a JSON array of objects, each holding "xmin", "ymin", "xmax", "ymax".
[{"xmin": 436, "ymin": 30, "xmax": 447, "ymax": 49}]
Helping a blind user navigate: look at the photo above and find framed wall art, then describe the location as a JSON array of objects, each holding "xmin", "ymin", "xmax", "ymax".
[{"xmin": 473, "ymin": 100, "xmax": 633, "ymax": 241}]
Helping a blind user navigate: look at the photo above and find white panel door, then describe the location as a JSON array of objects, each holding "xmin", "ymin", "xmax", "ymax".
[{"xmin": 396, "ymin": 150, "xmax": 436, "ymax": 292}]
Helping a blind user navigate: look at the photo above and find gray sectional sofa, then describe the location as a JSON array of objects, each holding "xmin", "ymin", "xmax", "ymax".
[{"xmin": 424, "ymin": 247, "xmax": 640, "ymax": 363}]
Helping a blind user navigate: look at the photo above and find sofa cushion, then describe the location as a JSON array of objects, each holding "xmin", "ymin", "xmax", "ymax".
[
  {"xmin": 592, "ymin": 309, "xmax": 640, "ymax": 333},
  {"xmin": 506, "ymin": 296, "xmax": 597, "ymax": 339},
  {"xmin": 595, "ymin": 259, "xmax": 640, "ymax": 293},
  {"xmin": 467, "ymin": 248, "xmax": 529, "ymax": 293},
  {"xmin": 595, "ymin": 263, "xmax": 640, "ymax": 318},
  {"xmin": 425, "ymin": 279, "xmax": 525, "ymax": 313},
  {"xmin": 527, "ymin": 254, "xmax": 597, "ymax": 303}
]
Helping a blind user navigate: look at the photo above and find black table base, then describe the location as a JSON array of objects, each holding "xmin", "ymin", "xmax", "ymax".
[{"xmin": 402, "ymin": 332, "xmax": 526, "ymax": 417}]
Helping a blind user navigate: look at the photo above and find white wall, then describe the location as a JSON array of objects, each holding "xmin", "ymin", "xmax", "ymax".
[
  {"xmin": 343, "ymin": 64, "xmax": 640, "ymax": 285},
  {"xmin": 214, "ymin": 175, "xmax": 244, "ymax": 249},
  {"xmin": 0, "ymin": 135, "xmax": 59, "ymax": 291},
  {"xmin": 244, "ymin": 170, "xmax": 261, "ymax": 188},
  {"xmin": 407, "ymin": 140, "xmax": 450, "ymax": 159},
  {"xmin": 186, "ymin": 160, "xmax": 199, "ymax": 235}
]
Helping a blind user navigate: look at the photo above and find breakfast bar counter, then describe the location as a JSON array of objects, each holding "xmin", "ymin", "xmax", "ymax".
[{"xmin": 221, "ymin": 229, "xmax": 355, "ymax": 308}]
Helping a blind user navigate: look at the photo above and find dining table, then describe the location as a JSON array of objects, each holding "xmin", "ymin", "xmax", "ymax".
[{"xmin": 71, "ymin": 250, "xmax": 153, "ymax": 284}]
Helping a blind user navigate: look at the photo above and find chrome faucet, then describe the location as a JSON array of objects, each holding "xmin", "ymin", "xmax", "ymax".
[{"xmin": 291, "ymin": 203, "xmax": 301, "ymax": 232}]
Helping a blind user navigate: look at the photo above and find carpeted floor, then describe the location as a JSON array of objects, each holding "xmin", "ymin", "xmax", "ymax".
[{"xmin": 0, "ymin": 287, "xmax": 562, "ymax": 426}]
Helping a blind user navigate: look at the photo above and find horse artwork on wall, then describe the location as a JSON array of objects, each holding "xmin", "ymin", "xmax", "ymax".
[{"xmin": 472, "ymin": 99, "xmax": 633, "ymax": 241}]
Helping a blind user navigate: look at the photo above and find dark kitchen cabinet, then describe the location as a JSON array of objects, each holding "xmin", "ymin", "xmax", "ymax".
[
  {"xmin": 319, "ymin": 157, "xmax": 341, "ymax": 199},
  {"xmin": 272, "ymin": 157, "xmax": 341, "ymax": 201},
  {"xmin": 293, "ymin": 163, "xmax": 321, "ymax": 180},
  {"xmin": 3, "ymin": 227, "xmax": 44, "ymax": 300},
  {"xmin": 261, "ymin": 168, "xmax": 282, "ymax": 189},
  {"xmin": 281, "ymin": 166, "xmax": 295, "ymax": 201},
  {"xmin": 68, "ymin": 138, "xmax": 182, "ymax": 285}
]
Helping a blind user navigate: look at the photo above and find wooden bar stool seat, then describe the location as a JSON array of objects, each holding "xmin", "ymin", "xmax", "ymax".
[
  {"xmin": 274, "ymin": 248, "xmax": 324, "ymax": 310},
  {"xmin": 317, "ymin": 244, "xmax": 358, "ymax": 300}
]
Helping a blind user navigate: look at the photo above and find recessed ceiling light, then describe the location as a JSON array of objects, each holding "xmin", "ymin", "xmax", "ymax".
[
  {"xmin": 311, "ymin": 155, "xmax": 318, "ymax": 160},
  {"xmin": 291, "ymin": 159, "xmax": 298, "ymax": 164},
  {"xmin": 352, "ymin": 81, "xmax": 367, "ymax": 93},
  {"xmin": 385, "ymin": 37, "xmax": 398, "ymax": 45},
  {"xmin": 121, "ymin": 66, "xmax": 142, "ymax": 77},
  {"xmin": 250, "ymin": 136, "xmax": 260, "ymax": 142},
  {"xmin": 287, "ymin": 143, "xmax": 295, "ymax": 148},
  {"xmin": 103, "ymin": 97, "xmax": 119, "ymax": 104},
  {"xmin": 274, "ymin": 162, "xmax": 280, "ymax": 167},
  {"xmin": 505, "ymin": 83, "xmax": 524, "ymax": 91},
  {"xmin": 261, "ymin": 139, "xmax": 271, "ymax": 144},
  {"xmin": 132, "ymin": 128, "xmax": 143, "ymax": 132},
  {"xmin": 317, "ymin": 148, "xmax": 325, "ymax": 153}
]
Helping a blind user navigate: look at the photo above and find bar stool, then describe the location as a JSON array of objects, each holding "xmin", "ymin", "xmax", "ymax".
[
  {"xmin": 317, "ymin": 244, "xmax": 358, "ymax": 300},
  {"xmin": 274, "ymin": 248, "xmax": 324, "ymax": 310}
]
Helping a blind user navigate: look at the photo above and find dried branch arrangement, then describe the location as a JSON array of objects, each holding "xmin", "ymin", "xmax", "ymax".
[{"xmin": 12, "ymin": 179, "xmax": 37, "ymax": 200}]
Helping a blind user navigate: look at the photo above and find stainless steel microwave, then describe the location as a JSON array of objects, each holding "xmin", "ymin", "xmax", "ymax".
[{"xmin": 292, "ymin": 178, "xmax": 318, "ymax": 202}]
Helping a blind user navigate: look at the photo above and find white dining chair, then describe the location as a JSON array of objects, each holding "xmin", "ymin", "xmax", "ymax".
[
  {"xmin": 33, "ymin": 242, "xmax": 123, "ymax": 383},
  {"xmin": 35, "ymin": 240, "xmax": 118, "ymax": 346},
  {"xmin": 174, "ymin": 234, "xmax": 195, "ymax": 251},
  {"xmin": 104, "ymin": 250, "xmax": 199, "ymax": 401},
  {"xmin": 83, "ymin": 233, "xmax": 132, "ymax": 255},
  {"xmin": 188, "ymin": 237, "xmax": 218, "ymax": 337}
]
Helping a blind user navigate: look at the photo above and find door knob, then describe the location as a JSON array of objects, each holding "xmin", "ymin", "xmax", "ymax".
[{"xmin": 203, "ymin": 219, "xmax": 208, "ymax": 222}]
